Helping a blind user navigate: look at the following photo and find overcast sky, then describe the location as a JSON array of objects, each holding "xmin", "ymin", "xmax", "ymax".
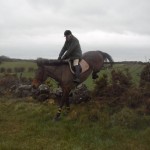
[{"xmin": 0, "ymin": 0, "xmax": 150, "ymax": 61}]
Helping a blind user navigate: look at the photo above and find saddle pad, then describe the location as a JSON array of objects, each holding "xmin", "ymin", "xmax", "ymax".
[
  {"xmin": 80, "ymin": 59, "xmax": 89, "ymax": 73},
  {"xmin": 69, "ymin": 59, "xmax": 89, "ymax": 74}
]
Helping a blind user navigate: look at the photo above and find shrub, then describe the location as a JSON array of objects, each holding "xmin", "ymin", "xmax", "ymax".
[
  {"xmin": 111, "ymin": 107, "xmax": 139, "ymax": 128},
  {"xmin": 121, "ymin": 88, "xmax": 143, "ymax": 108},
  {"xmin": 28, "ymin": 67, "xmax": 35, "ymax": 72},
  {"xmin": 108, "ymin": 68, "xmax": 132, "ymax": 97},
  {"xmin": 140, "ymin": 63, "xmax": 150, "ymax": 97},
  {"xmin": 140, "ymin": 63, "xmax": 150, "ymax": 83},
  {"xmin": 14, "ymin": 67, "xmax": 25, "ymax": 73},
  {"xmin": 92, "ymin": 73, "xmax": 108, "ymax": 97},
  {"xmin": 6, "ymin": 68, "xmax": 12, "ymax": 73},
  {"xmin": 0, "ymin": 67, "xmax": 6, "ymax": 73},
  {"xmin": 93, "ymin": 68, "xmax": 132, "ymax": 97}
]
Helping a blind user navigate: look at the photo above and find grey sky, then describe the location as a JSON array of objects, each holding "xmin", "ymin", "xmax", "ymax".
[{"xmin": 0, "ymin": 0, "xmax": 150, "ymax": 61}]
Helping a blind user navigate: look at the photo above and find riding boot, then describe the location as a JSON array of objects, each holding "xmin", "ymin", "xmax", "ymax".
[{"xmin": 73, "ymin": 65, "xmax": 80, "ymax": 83}]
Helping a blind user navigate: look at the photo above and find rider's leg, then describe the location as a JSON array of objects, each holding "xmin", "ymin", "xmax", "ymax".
[{"xmin": 73, "ymin": 59, "xmax": 80, "ymax": 83}]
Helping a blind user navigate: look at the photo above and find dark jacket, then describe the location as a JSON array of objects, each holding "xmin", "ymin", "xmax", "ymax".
[{"xmin": 59, "ymin": 35, "xmax": 82, "ymax": 60}]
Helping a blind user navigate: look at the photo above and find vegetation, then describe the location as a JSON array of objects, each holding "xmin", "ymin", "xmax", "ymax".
[
  {"xmin": 0, "ymin": 60, "xmax": 150, "ymax": 149},
  {"xmin": 0, "ymin": 98, "xmax": 150, "ymax": 150}
]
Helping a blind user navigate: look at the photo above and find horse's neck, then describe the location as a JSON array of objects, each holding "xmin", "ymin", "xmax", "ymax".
[{"xmin": 45, "ymin": 65, "xmax": 67, "ymax": 82}]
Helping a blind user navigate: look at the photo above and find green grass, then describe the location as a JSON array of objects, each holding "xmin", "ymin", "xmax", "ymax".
[{"xmin": 0, "ymin": 98, "xmax": 150, "ymax": 150}]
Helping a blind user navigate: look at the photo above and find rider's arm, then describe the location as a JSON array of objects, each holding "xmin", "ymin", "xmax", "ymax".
[{"xmin": 58, "ymin": 41, "xmax": 67, "ymax": 59}]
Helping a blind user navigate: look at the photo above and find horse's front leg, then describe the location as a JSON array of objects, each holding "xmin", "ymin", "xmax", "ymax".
[
  {"xmin": 64, "ymin": 95, "xmax": 71, "ymax": 115},
  {"xmin": 54, "ymin": 87, "xmax": 70, "ymax": 120}
]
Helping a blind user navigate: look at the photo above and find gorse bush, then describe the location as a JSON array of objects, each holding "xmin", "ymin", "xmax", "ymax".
[
  {"xmin": 122, "ymin": 88, "xmax": 143, "ymax": 108},
  {"xmin": 93, "ymin": 68, "xmax": 132, "ymax": 97},
  {"xmin": 93, "ymin": 74, "xmax": 108, "ymax": 97},
  {"xmin": 108, "ymin": 68, "xmax": 132, "ymax": 97},
  {"xmin": 140, "ymin": 63, "xmax": 150, "ymax": 83},
  {"xmin": 92, "ymin": 64, "xmax": 150, "ymax": 115},
  {"xmin": 140, "ymin": 63, "xmax": 150, "ymax": 97},
  {"xmin": 0, "ymin": 67, "xmax": 6, "ymax": 73}
]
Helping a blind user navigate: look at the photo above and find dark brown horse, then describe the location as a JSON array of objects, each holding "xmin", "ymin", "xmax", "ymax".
[{"xmin": 32, "ymin": 50, "xmax": 113, "ymax": 120}]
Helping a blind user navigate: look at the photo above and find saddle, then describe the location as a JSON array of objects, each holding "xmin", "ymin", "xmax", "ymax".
[{"xmin": 68, "ymin": 59, "xmax": 89, "ymax": 74}]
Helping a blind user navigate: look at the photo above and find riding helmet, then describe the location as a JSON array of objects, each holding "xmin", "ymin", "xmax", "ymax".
[{"xmin": 64, "ymin": 30, "xmax": 72, "ymax": 36}]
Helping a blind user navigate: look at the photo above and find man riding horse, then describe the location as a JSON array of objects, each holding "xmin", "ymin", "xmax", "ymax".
[
  {"xmin": 32, "ymin": 30, "xmax": 114, "ymax": 120},
  {"xmin": 58, "ymin": 30, "xmax": 82, "ymax": 83}
]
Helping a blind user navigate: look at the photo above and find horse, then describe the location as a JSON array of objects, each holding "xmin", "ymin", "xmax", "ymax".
[{"xmin": 32, "ymin": 50, "xmax": 113, "ymax": 120}]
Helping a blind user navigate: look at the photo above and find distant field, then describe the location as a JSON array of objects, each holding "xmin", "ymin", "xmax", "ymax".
[
  {"xmin": 0, "ymin": 60, "xmax": 145, "ymax": 89},
  {"xmin": 0, "ymin": 60, "xmax": 37, "ymax": 78}
]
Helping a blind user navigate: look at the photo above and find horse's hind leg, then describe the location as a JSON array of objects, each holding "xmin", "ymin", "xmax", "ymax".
[
  {"xmin": 65, "ymin": 96, "xmax": 70, "ymax": 115},
  {"xmin": 92, "ymin": 71, "xmax": 99, "ymax": 79}
]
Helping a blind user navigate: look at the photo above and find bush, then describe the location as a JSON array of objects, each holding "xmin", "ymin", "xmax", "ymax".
[
  {"xmin": 140, "ymin": 63, "xmax": 150, "ymax": 83},
  {"xmin": 6, "ymin": 68, "xmax": 12, "ymax": 73},
  {"xmin": 0, "ymin": 67, "xmax": 6, "ymax": 73},
  {"xmin": 28, "ymin": 67, "xmax": 35, "ymax": 72},
  {"xmin": 14, "ymin": 67, "xmax": 25, "ymax": 73},
  {"xmin": 121, "ymin": 88, "xmax": 143, "ymax": 108},
  {"xmin": 111, "ymin": 107, "xmax": 139, "ymax": 128},
  {"xmin": 140, "ymin": 63, "xmax": 150, "ymax": 97},
  {"xmin": 93, "ymin": 68, "xmax": 132, "ymax": 97},
  {"xmin": 108, "ymin": 68, "xmax": 132, "ymax": 96},
  {"xmin": 93, "ymin": 73, "xmax": 108, "ymax": 97}
]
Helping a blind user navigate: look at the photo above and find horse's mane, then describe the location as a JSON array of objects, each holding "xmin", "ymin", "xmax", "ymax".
[
  {"xmin": 36, "ymin": 58, "xmax": 68, "ymax": 67},
  {"xmin": 47, "ymin": 59, "xmax": 68, "ymax": 66}
]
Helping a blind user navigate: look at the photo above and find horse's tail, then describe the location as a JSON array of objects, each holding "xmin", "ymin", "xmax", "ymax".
[{"xmin": 100, "ymin": 51, "xmax": 114, "ymax": 67}]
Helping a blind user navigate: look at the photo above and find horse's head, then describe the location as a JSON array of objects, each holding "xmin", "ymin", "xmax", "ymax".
[
  {"xmin": 32, "ymin": 65, "xmax": 48, "ymax": 89},
  {"xmin": 32, "ymin": 79, "xmax": 41, "ymax": 88}
]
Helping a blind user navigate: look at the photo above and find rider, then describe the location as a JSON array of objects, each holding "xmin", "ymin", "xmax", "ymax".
[{"xmin": 58, "ymin": 30, "xmax": 82, "ymax": 83}]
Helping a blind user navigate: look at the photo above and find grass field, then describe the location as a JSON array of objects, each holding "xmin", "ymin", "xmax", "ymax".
[{"xmin": 0, "ymin": 98, "xmax": 150, "ymax": 150}]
